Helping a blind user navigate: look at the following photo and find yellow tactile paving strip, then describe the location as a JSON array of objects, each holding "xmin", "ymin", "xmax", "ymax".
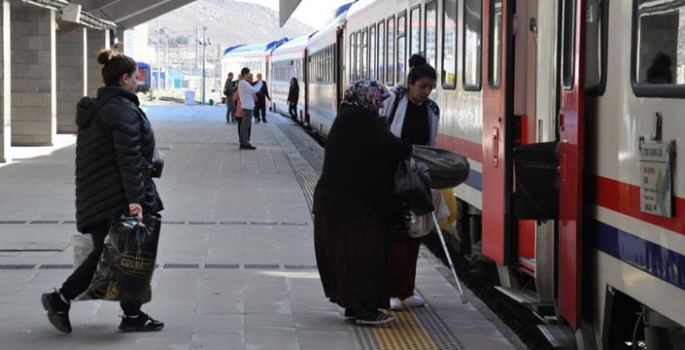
[{"xmin": 374, "ymin": 309, "xmax": 439, "ymax": 349}]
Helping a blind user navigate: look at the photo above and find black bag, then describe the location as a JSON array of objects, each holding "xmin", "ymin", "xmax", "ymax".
[
  {"xmin": 151, "ymin": 149, "xmax": 164, "ymax": 178},
  {"xmin": 86, "ymin": 216, "xmax": 161, "ymax": 303},
  {"xmin": 394, "ymin": 158, "xmax": 434, "ymax": 216},
  {"xmin": 513, "ymin": 141, "xmax": 559, "ymax": 220},
  {"xmin": 412, "ymin": 146, "xmax": 470, "ymax": 189}
]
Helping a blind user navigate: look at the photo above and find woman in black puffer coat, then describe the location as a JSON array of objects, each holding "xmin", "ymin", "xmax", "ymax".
[{"xmin": 41, "ymin": 50, "xmax": 164, "ymax": 334}]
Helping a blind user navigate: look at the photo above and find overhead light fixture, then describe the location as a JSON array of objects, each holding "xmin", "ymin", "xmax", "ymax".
[{"xmin": 60, "ymin": 3, "xmax": 81, "ymax": 23}]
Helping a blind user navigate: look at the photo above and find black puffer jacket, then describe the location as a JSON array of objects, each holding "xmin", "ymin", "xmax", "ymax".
[{"xmin": 75, "ymin": 86, "xmax": 163, "ymax": 232}]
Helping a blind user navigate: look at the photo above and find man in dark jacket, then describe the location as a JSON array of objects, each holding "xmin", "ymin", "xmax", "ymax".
[
  {"xmin": 253, "ymin": 73, "xmax": 270, "ymax": 123},
  {"xmin": 223, "ymin": 72, "xmax": 236, "ymax": 123}
]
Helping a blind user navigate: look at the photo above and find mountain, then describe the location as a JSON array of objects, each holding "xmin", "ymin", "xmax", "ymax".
[{"xmin": 149, "ymin": 0, "xmax": 316, "ymax": 53}]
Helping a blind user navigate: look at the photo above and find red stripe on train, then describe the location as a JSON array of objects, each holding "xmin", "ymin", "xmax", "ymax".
[
  {"xmin": 593, "ymin": 175, "xmax": 685, "ymax": 236},
  {"xmin": 436, "ymin": 133, "xmax": 483, "ymax": 163}
]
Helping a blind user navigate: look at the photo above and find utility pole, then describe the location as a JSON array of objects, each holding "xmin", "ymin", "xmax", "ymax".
[
  {"xmin": 201, "ymin": 26, "xmax": 207, "ymax": 105},
  {"xmin": 156, "ymin": 19, "xmax": 161, "ymax": 93}
]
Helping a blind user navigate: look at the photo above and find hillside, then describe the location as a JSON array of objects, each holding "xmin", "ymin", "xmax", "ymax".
[{"xmin": 149, "ymin": 0, "xmax": 316, "ymax": 53}]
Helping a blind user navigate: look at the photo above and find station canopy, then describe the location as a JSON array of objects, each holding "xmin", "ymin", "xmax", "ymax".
[
  {"xmin": 279, "ymin": 0, "xmax": 302, "ymax": 27},
  {"xmin": 73, "ymin": 0, "xmax": 197, "ymax": 30}
]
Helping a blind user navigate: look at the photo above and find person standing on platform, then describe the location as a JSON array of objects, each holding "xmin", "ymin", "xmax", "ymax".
[
  {"xmin": 233, "ymin": 74, "xmax": 245, "ymax": 145},
  {"xmin": 223, "ymin": 72, "xmax": 236, "ymax": 123},
  {"xmin": 380, "ymin": 54, "xmax": 440, "ymax": 311},
  {"xmin": 313, "ymin": 79, "xmax": 413, "ymax": 325},
  {"xmin": 41, "ymin": 49, "xmax": 164, "ymax": 334},
  {"xmin": 253, "ymin": 73, "xmax": 270, "ymax": 123},
  {"xmin": 287, "ymin": 77, "xmax": 300, "ymax": 122},
  {"xmin": 237, "ymin": 67, "xmax": 262, "ymax": 150}
]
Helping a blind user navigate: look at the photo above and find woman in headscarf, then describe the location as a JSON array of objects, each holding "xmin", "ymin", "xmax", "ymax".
[{"xmin": 313, "ymin": 80, "xmax": 413, "ymax": 325}]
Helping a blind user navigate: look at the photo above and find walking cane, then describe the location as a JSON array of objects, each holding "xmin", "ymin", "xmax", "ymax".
[{"xmin": 430, "ymin": 212, "xmax": 467, "ymax": 304}]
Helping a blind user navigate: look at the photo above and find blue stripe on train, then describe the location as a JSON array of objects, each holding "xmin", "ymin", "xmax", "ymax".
[
  {"xmin": 590, "ymin": 220, "xmax": 685, "ymax": 291},
  {"xmin": 463, "ymin": 169, "xmax": 483, "ymax": 191}
]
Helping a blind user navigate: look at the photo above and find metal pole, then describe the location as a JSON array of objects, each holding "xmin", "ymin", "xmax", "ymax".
[
  {"xmin": 201, "ymin": 26, "xmax": 207, "ymax": 105},
  {"xmin": 156, "ymin": 20, "xmax": 161, "ymax": 93}
]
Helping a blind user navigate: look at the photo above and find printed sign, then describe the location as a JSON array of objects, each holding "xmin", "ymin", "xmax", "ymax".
[{"xmin": 639, "ymin": 142, "xmax": 674, "ymax": 217}]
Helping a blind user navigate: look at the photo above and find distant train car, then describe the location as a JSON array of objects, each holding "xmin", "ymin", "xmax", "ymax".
[
  {"xmin": 270, "ymin": 33, "xmax": 315, "ymax": 125},
  {"xmin": 136, "ymin": 62, "xmax": 151, "ymax": 93},
  {"xmin": 305, "ymin": 9, "xmax": 349, "ymax": 137},
  {"xmin": 221, "ymin": 38, "xmax": 289, "ymax": 85}
]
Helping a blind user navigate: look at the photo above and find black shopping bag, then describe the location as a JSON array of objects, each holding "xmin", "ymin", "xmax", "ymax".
[
  {"xmin": 86, "ymin": 216, "xmax": 161, "ymax": 304},
  {"xmin": 394, "ymin": 158, "xmax": 434, "ymax": 216}
]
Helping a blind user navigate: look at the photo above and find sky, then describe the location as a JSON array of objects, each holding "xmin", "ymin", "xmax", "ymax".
[{"xmin": 235, "ymin": 0, "xmax": 352, "ymax": 29}]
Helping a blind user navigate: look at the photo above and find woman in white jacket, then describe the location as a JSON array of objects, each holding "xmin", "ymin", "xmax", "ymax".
[{"xmin": 380, "ymin": 54, "xmax": 440, "ymax": 310}]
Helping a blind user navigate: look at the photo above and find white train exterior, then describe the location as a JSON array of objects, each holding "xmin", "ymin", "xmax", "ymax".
[{"xmin": 221, "ymin": 1, "xmax": 685, "ymax": 348}]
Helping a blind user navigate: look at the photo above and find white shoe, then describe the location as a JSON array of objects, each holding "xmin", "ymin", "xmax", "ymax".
[
  {"xmin": 389, "ymin": 297, "xmax": 403, "ymax": 310},
  {"xmin": 401, "ymin": 295, "xmax": 426, "ymax": 307}
]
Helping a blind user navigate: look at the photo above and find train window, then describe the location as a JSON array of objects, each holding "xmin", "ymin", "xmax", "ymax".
[
  {"xmin": 561, "ymin": 0, "xmax": 575, "ymax": 89},
  {"xmin": 379, "ymin": 21, "xmax": 386, "ymax": 83},
  {"xmin": 357, "ymin": 31, "xmax": 363, "ymax": 81},
  {"xmin": 387, "ymin": 16, "xmax": 396, "ymax": 86},
  {"xmin": 397, "ymin": 12, "xmax": 407, "ymax": 85},
  {"xmin": 370, "ymin": 25, "xmax": 377, "ymax": 80},
  {"xmin": 410, "ymin": 6, "xmax": 421, "ymax": 56},
  {"xmin": 585, "ymin": 0, "xmax": 606, "ymax": 94},
  {"xmin": 425, "ymin": 1, "xmax": 438, "ymax": 68},
  {"xmin": 488, "ymin": 0, "xmax": 502, "ymax": 89},
  {"xmin": 442, "ymin": 0, "xmax": 458, "ymax": 90},
  {"xmin": 633, "ymin": 0, "xmax": 685, "ymax": 97},
  {"xmin": 350, "ymin": 33, "xmax": 357, "ymax": 82},
  {"xmin": 362, "ymin": 28, "xmax": 369, "ymax": 79},
  {"xmin": 463, "ymin": 0, "xmax": 482, "ymax": 91}
]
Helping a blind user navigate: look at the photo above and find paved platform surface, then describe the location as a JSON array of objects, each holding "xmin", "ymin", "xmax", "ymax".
[{"xmin": 0, "ymin": 105, "xmax": 527, "ymax": 350}]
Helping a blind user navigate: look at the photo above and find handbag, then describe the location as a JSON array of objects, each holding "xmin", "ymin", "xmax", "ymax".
[
  {"xmin": 151, "ymin": 148, "xmax": 164, "ymax": 178},
  {"xmin": 394, "ymin": 157, "xmax": 434, "ymax": 216}
]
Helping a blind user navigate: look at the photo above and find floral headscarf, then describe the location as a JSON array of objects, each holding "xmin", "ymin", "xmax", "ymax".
[{"xmin": 342, "ymin": 79, "xmax": 390, "ymax": 115}]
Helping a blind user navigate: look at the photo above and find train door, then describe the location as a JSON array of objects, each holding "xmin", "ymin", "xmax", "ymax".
[
  {"xmin": 557, "ymin": 0, "xmax": 585, "ymax": 330},
  {"xmin": 482, "ymin": 0, "xmax": 514, "ymax": 266}
]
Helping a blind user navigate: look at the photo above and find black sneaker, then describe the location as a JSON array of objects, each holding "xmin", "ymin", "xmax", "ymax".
[
  {"xmin": 355, "ymin": 308, "xmax": 395, "ymax": 326},
  {"xmin": 41, "ymin": 290, "xmax": 72, "ymax": 333},
  {"xmin": 119, "ymin": 312, "xmax": 164, "ymax": 332}
]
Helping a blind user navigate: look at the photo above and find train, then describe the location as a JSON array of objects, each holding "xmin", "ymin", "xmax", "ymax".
[
  {"xmin": 221, "ymin": 1, "xmax": 685, "ymax": 349},
  {"xmin": 136, "ymin": 61, "xmax": 151, "ymax": 93}
]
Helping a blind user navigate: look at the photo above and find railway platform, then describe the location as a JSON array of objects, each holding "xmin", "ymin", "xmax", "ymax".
[{"xmin": 0, "ymin": 105, "xmax": 527, "ymax": 350}]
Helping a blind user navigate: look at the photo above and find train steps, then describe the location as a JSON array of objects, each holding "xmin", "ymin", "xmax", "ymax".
[{"xmin": 495, "ymin": 286, "xmax": 577, "ymax": 349}]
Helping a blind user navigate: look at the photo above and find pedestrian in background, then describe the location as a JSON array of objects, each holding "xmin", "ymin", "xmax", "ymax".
[
  {"xmin": 380, "ymin": 54, "xmax": 439, "ymax": 311},
  {"xmin": 233, "ymin": 73, "xmax": 245, "ymax": 145},
  {"xmin": 287, "ymin": 77, "xmax": 299, "ymax": 122},
  {"xmin": 313, "ymin": 79, "xmax": 413, "ymax": 325},
  {"xmin": 41, "ymin": 49, "xmax": 164, "ymax": 334},
  {"xmin": 253, "ymin": 73, "xmax": 270, "ymax": 123},
  {"xmin": 237, "ymin": 67, "xmax": 262, "ymax": 150},
  {"xmin": 224, "ymin": 72, "xmax": 236, "ymax": 123}
]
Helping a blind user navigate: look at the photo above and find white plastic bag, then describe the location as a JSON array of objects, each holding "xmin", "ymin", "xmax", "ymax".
[
  {"xmin": 408, "ymin": 190, "xmax": 449, "ymax": 238},
  {"xmin": 73, "ymin": 234, "xmax": 93, "ymax": 269}
]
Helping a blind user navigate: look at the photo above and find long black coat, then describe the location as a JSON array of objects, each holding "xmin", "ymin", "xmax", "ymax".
[
  {"xmin": 313, "ymin": 105, "xmax": 412, "ymax": 309},
  {"xmin": 74, "ymin": 86, "xmax": 163, "ymax": 232}
]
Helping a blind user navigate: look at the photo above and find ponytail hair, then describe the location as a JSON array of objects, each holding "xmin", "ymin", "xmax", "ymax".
[
  {"xmin": 406, "ymin": 54, "xmax": 437, "ymax": 84},
  {"xmin": 97, "ymin": 49, "xmax": 137, "ymax": 87}
]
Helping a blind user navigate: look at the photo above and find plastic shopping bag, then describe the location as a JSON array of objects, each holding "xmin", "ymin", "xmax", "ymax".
[
  {"xmin": 86, "ymin": 216, "xmax": 161, "ymax": 304},
  {"xmin": 408, "ymin": 190, "xmax": 450, "ymax": 238},
  {"xmin": 439, "ymin": 188, "xmax": 458, "ymax": 229}
]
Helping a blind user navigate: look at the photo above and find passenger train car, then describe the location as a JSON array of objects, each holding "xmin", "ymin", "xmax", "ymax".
[
  {"xmin": 270, "ymin": 34, "xmax": 313, "ymax": 124},
  {"xmin": 221, "ymin": 38, "xmax": 289, "ymax": 84},
  {"xmin": 136, "ymin": 61, "xmax": 151, "ymax": 93},
  {"xmin": 223, "ymin": 1, "xmax": 685, "ymax": 348}
]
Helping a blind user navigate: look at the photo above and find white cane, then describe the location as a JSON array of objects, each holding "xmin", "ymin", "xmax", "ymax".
[{"xmin": 431, "ymin": 212, "xmax": 467, "ymax": 304}]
